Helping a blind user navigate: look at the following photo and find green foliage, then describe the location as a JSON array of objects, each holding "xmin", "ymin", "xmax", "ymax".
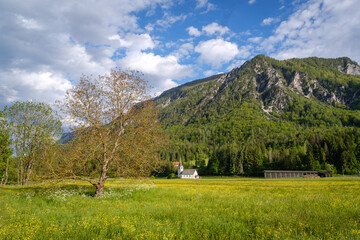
[
  {"xmin": 3, "ymin": 101, "xmax": 62, "ymax": 184},
  {"xmin": 0, "ymin": 111, "xmax": 13, "ymax": 185},
  {"xmin": 325, "ymin": 163, "xmax": 337, "ymax": 174},
  {"xmin": 167, "ymin": 173, "xmax": 176, "ymax": 179}
]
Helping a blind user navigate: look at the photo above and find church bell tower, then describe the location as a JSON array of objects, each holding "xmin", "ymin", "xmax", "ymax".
[{"xmin": 178, "ymin": 158, "xmax": 183, "ymax": 178}]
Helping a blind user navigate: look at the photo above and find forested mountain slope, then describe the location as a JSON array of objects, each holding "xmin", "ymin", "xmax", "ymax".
[{"xmin": 155, "ymin": 55, "xmax": 360, "ymax": 175}]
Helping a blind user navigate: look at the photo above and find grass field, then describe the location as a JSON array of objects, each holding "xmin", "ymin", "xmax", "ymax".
[{"xmin": 1, "ymin": 177, "xmax": 360, "ymax": 239}]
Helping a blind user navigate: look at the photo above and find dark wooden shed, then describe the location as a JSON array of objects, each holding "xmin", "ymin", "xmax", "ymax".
[{"xmin": 264, "ymin": 170, "xmax": 333, "ymax": 179}]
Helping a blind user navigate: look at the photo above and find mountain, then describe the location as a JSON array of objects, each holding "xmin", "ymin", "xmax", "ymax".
[{"xmin": 155, "ymin": 55, "xmax": 360, "ymax": 176}]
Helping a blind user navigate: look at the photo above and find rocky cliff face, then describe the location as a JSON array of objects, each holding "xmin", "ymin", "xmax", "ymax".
[
  {"xmin": 155, "ymin": 55, "xmax": 360, "ymax": 126},
  {"xmin": 337, "ymin": 59, "xmax": 360, "ymax": 76}
]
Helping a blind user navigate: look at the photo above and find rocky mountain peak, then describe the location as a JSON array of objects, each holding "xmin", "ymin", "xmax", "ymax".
[{"xmin": 155, "ymin": 55, "xmax": 360, "ymax": 127}]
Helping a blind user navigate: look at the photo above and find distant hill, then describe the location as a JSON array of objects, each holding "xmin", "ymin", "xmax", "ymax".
[{"xmin": 155, "ymin": 55, "xmax": 360, "ymax": 176}]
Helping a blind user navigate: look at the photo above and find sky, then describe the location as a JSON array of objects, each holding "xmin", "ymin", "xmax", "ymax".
[{"xmin": 1, "ymin": 0, "xmax": 360, "ymax": 109}]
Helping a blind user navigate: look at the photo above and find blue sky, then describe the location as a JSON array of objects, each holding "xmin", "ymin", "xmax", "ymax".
[{"xmin": 0, "ymin": 0, "xmax": 359, "ymax": 109}]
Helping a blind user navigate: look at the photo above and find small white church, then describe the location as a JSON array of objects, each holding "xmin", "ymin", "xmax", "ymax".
[{"xmin": 177, "ymin": 160, "xmax": 199, "ymax": 179}]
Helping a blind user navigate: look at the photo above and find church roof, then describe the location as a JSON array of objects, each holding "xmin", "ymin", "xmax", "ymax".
[{"xmin": 182, "ymin": 169, "xmax": 197, "ymax": 175}]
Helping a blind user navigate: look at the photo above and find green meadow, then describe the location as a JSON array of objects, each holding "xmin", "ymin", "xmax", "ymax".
[{"xmin": 1, "ymin": 177, "xmax": 360, "ymax": 239}]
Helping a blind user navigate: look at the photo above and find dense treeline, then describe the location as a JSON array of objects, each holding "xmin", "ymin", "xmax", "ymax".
[{"xmin": 162, "ymin": 120, "xmax": 360, "ymax": 176}]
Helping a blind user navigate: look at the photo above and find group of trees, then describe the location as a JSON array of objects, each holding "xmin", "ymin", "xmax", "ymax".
[
  {"xmin": 0, "ymin": 102, "xmax": 61, "ymax": 186},
  {"xmin": 162, "ymin": 123, "xmax": 360, "ymax": 176},
  {"xmin": 0, "ymin": 70, "xmax": 166, "ymax": 196}
]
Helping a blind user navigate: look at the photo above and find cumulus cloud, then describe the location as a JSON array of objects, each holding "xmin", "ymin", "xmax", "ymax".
[
  {"xmin": 237, "ymin": 45, "xmax": 252, "ymax": 59},
  {"xmin": 16, "ymin": 15, "xmax": 43, "ymax": 30},
  {"xmin": 248, "ymin": 37, "xmax": 263, "ymax": 43},
  {"xmin": 148, "ymin": 12, "xmax": 187, "ymax": 31},
  {"xmin": 118, "ymin": 51, "xmax": 194, "ymax": 94},
  {"xmin": 226, "ymin": 59, "xmax": 246, "ymax": 71},
  {"xmin": 187, "ymin": 22, "xmax": 230, "ymax": 37},
  {"xmin": 172, "ymin": 43, "xmax": 194, "ymax": 59},
  {"xmin": 110, "ymin": 33, "xmax": 155, "ymax": 51},
  {"xmin": 187, "ymin": 26, "xmax": 202, "ymax": 37},
  {"xmin": 195, "ymin": 0, "xmax": 216, "ymax": 13},
  {"xmin": 115, "ymin": 33, "xmax": 195, "ymax": 94},
  {"xmin": 262, "ymin": 0, "xmax": 360, "ymax": 63},
  {"xmin": 0, "ymin": 0, "xmax": 189, "ymax": 107},
  {"xmin": 0, "ymin": 69, "xmax": 72, "ymax": 105},
  {"xmin": 202, "ymin": 22, "xmax": 230, "ymax": 36},
  {"xmin": 118, "ymin": 52, "xmax": 192, "ymax": 79},
  {"xmin": 195, "ymin": 39, "xmax": 240, "ymax": 67},
  {"xmin": 203, "ymin": 70, "xmax": 216, "ymax": 76},
  {"xmin": 261, "ymin": 17, "xmax": 280, "ymax": 26}
]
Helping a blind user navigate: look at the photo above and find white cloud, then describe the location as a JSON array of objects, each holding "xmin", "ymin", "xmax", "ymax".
[
  {"xmin": 116, "ymin": 34, "xmax": 195, "ymax": 94},
  {"xmin": 195, "ymin": 39, "xmax": 240, "ymax": 67},
  {"xmin": 196, "ymin": 0, "xmax": 208, "ymax": 9},
  {"xmin": 195, "ymin": 0, "xmax": 215, "ymax": 13},
  {"xmin": 262, "ymin": 0, "xmax": 360, "ymax": 63},
  {"xmin": 117, "ymin": 51, "xmax": 194, "ymax": 94},
  {"xmin": 202, "ymin": 22, "xmax": 230, "ymax": 36},
  {"xmin": 261, "ymin": 17, "xmax": 280, "ymax": 26},
  {"xmin": 187, "ymin": 22, "xmax": 230, "ymax": 37},
  {"xmin": 16, "ymin": 15, "xmax": 43, "ymax": 30},
  {"xmin": 0, "ymin": 0, "xmax": 181, "ymax": 107},
  {"xmin": 110, "ymin": 33, "xmax": 155, "ymax": 51},
  {"xmin": 118, "ymin": 52, "xmax": 190, "ymax": 77},
  {"xmin": 187, "ymin": 26, "xmax": 201, "ymax": 37},
  {"xmin": 203, "ymin": 70, "xmax": 216, "ymax": 76},
  {"xmin": 238, "ymin": 45, "xmax": 252, "ymax": 58},
  {"xmin": 248, "ymin": 37, "xmax": 263, "ymax": 43},
  {"xmin": 153, "ymin": 13, "xmax": 187, "ymax": 31},
  {"xmin": 226, "ymin": 59, "xmax": 246, "ymax": 71},
  {"xmin": 172, "ymin": 43, "xmax": 194, "ymax": 59},
  {"xmin": 248, "ymin": 0, "xmax": 256, "ymax": 5},
  {"xmin": 0, "ymin": 69, "xmax": 72, "ymax": 105}
]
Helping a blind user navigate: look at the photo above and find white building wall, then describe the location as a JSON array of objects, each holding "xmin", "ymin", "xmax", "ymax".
[{"xmin": 179, "ymin": 170, "xmax": 199, "ymax": 179}]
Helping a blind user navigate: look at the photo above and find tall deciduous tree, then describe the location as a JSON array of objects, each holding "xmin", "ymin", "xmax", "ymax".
[
  {"xmin": 4, "ymin": 101, "xmax": 62, "ymax": 185},
  {"xmin": 0, "ymin": 111, "xmax": 13, "ymax": 186},
  {"xmin": 58, "ymin": 70, "xmax": 167, "ymax": 197}
]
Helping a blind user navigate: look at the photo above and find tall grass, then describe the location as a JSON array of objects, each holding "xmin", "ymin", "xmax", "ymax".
[{"xmin": 1, "ymin": 177, "xmax": 360, "ymax": 239}]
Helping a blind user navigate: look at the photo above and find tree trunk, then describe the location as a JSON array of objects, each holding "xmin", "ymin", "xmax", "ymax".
[
  {"xmin": 23, "ymin": 158, "xmax": 34, "ymax": 185},
  {"xmin": 20, "ymin": 157, "xmax": 24, "ymax": 185},
  {"xmin": 4, "ymin": 165, "xmax": 8, "ymax": 186},
  {"xmin": 94, "ymin": 160, "xmax": 109, "ymax": 197},
  {"xmin": 24, "ymin": 169, "xmax": 31, "ymax": 185},
  {"xmin": 95, "ymin": 172, "xmax": 106, "ymax": 197},
  {"xmin": 2, "ymin": 157, "xmax": 9, "ymax": 186},
  {"xmin": 0, "ymin": 170, "xmax": 4, "ymax": 186},
  {"xmin": 95, "ymin": 182, "xmax": 104, "ymax": 197},
  {"xmin": 1, "ymin": 156, "xmax": 9, "ymax": 186},
  {"xmin": 17, "ymin": 157, "xmax": 21, "ymax": 185}
]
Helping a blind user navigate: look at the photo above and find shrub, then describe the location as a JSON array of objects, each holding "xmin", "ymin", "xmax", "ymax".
[{"xmin": 167, "ymin": 173, "xmax": 176, "ymax": 179}]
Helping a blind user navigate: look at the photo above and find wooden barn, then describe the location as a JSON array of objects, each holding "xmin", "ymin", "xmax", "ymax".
[{"xmin": 264, "ymin": 170, "xmax": 333, "ymax": 179}]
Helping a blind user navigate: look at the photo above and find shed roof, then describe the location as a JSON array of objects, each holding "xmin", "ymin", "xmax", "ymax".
[
  {"xmin": 182, "ymin": 169, "xmax": 197, "ymax": 175},
  {"xmin": 264, "ymin": 170, "xmax": 318, "ymax": 173}
]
